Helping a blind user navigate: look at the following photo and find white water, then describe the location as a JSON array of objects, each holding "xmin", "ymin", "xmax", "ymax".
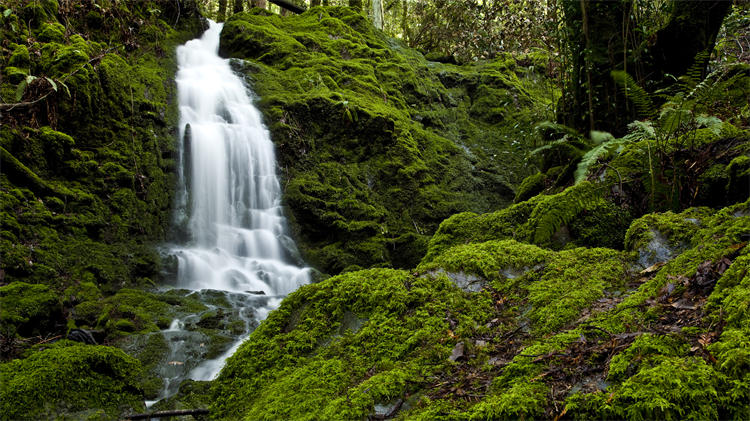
[{"xmin": 158, "ymin": 20, "xmax": 309, "ymax": 397}]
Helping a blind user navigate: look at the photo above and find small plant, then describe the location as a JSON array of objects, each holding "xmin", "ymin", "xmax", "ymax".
[{"xmin": 611, "ymin": 58, "xmax": 742, "ymax": 210}]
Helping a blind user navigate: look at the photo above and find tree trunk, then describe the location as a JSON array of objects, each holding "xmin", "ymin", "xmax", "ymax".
[
  {"xmin": 218, "ymin": 0, "xmax": 227, "ymax": 21},
  {"xmin": 233, "ymin": 0, "xmax": 244, "ymax": 14},
  {"xmin": 558, "ymin": 0, "xmax": 732, "ymax": 136},
  {"xmin": 558, "ymin": 0, "xmax": 633, "ymax": 135},
  {"xmin": 372, "ymin": 0, "xmax": 384, "ymax": 30},
  {"xmin": 250, "ymin": 0, "xmax": 268, "ymax": 9},
  {"xmin": 400, "ymin": 0, "xmax": 409, "ymax": 42},
  {"xmin": 311, "ymin": 0, "xmax": 321, "ymax": 6},
  {"xmin": 644, "ymin": 1, "xmax": 733, "ymax": 86}
]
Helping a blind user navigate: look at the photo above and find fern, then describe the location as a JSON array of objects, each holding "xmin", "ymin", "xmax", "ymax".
[
  {"xmin": 528, "ymin": 137, "xmax": 571, "ymax": 158},
  {"xmin": 611, "ymin": 70, "xmax": 656, "ymax": 118},
  {"xmin": 574, "ymin": 137, "xmax": 631, "ymax": 185},
  {"xmin": 528, "ymin": 182, "xmax": 602, "ymax": 245},
  {"xmin": 623, "ymin": 120, "xmax": 656, "ymax": 142}
]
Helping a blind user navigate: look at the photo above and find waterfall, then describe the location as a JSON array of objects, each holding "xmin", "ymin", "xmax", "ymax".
[{"xmin": 151, "ymin": 20, "xmax": 309, "ymax": 403}]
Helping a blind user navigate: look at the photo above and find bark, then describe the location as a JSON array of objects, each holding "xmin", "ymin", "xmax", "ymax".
[
  {"xmin": 372, "ymin": 0, "xmax": 384, "ymax": 30},
  {"xmin": 233, "ymin": 0, "xmax": 244, "ymax": 13},
  {"xmin": 268, "ymin": 0, "xmax": 305, "ymax": 14},
  {"xmin": 645, "ymin": 1, "xmax": 733, "ymax": 85},
  {"xmin": 558, "ymin": 0, "xmax": 633, "ymax": 135}
]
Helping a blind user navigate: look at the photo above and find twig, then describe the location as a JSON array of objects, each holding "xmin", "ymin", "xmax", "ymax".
[{"xmin": 123, "ymin": 408, "xmax": 209, "ymax": 420}]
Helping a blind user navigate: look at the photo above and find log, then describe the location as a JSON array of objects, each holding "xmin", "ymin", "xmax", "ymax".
[
  {"xmin": 267, "ymin": 0, "xmax": 306, "ymax": 14},
  {"xmin": 123, "ymin": 408, "xmax": 209, "ymax": 420}
]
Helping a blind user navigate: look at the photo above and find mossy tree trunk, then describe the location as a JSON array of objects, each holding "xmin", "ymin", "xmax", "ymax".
[
  {"xmin": 250, "ymin": 0, "xmax": 268, "ymax": 9},
  {"xmin": 218, "ymin": 0, "xmax": 227, "ymax": 21},
  {"xmin": 644, "ymin": 1, "xmax": 732, "ymax": 89},
  {"xmin": 233, "ymin": 0, "xmax": 244, "ymax": 13},
  {"xmin": 559, "ymin": 0, "xmax": 732, "ymax": 137}
]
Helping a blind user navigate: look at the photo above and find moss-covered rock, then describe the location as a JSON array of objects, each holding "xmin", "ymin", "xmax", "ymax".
[
  {"xmin": 0, "ymin": 341, "xmax": 145, "ymax": 420},
  {"xmin": 0, "ymin": 282, "xmax": 62, "ymax": 339},
  {"xmin": 209, "ymin": 194, "xmax": 750, "ymax": 418}
]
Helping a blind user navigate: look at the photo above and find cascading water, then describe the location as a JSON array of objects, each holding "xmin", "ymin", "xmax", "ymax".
[{"xmin": 149, "ymin": 20, "xmax": 309, "ymax": 404}]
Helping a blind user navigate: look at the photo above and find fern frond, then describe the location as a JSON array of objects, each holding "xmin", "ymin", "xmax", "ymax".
[
  {"xmin": 574, "ymin": 137, "xmax": 631, "ymax": 185},
  {"xmin": 533, "ymin": 121, "xmax": 579, "ymax": 144},
  {"xmin": 611, "ymin": 70, "xmax": 656, "ymax": 118},
  {"xmin": 624, "ymin": 120, "xmax": 656, "ymax": 142},
  {"xmin": 529, "ymin": 181, "xmax": 602, "ymax": 245},
  {"xmin": 529, "ymin": 137, "xmax": 570, "ymax": 157}
]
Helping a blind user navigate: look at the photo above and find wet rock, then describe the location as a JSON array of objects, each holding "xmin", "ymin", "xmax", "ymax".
[
  {"xmin": 430, "ymin": 269, "xmax": 486, "ymax": 292},
  {"xmin": 637, "ymin": 229, "xmax": 679, "ymax": 268},
  {"xmin": 67, "ymin": 329, "xmax": 98, "ymax": 345}
]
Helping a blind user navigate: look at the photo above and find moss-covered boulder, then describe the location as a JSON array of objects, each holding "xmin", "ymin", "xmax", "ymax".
[
  {"xmin": 210, "ymin": 195, "xmax": 750, "ymax": 419},
  {"xmin": 0, "ymin": 282, "xmax": 62, "ymax": 339},
  {"xmin": 0, "ymin": 341, "xmax": 145, "ymax": 420}
]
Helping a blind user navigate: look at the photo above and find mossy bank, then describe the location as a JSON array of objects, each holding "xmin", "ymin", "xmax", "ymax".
[
  {"xmin": 1, "ymin": 0, "xmax": 204, "ymax": 417},
  {"xmin": 218, "ymin": 6, "xmax": 556, "ymax": 274}
]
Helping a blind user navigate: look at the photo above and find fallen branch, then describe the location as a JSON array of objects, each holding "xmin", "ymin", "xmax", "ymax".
[
  {"xmin": 123, "ymin": 408, "xmax": 209, "ymax": 420},
  {"xmin": 268, "ymin": 0, "xmax": 306, "ymax": 14}
]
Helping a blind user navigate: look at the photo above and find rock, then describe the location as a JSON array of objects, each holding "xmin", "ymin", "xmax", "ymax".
[
  {"xmin": 67, "ymin": 328, "xmax": 98, "ymax": 345},
  {"xmin": 449, "ymin": 341, "xmax": 465, "ymax": 362}
]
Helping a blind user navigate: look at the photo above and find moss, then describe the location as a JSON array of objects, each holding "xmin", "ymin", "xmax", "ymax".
[
  {"xmin": 37, "ymin": 21, "xmax": 65, "ymax": 43},
  {"xmin": 624, "ymin": 208, "xmax": 713, "ymax": 265},
  {"xmin": 8, "ymin": 44, "xmax": 30, "ymax": 69},
  {"xmin": 421, "ymin": 239, "xmax": 626, "ymax": 334},
  {"xmin": 0, "ymin": 282, "xmax": 62, "ymax": 338},
  {"xmin": 211, "ymin": 268, "xmax": 494, "ymax": 419},
  {"xmin": 514, "ymin": 172, "xmax": 546, "ymax": 203},
  {"xmin": 0, "ymin": 341, "xmax": 144, "ymax": 420},
  {"xmin": 726, "ymin": 154, "xmax": 750, "ymax": 204}
]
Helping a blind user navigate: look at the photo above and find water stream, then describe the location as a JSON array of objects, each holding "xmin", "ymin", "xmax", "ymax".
[{"xmin": 148, "ymin": 20, "xmax": 309, "ymax": 405}]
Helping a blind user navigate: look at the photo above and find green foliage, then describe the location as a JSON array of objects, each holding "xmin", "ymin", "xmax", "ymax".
[
  {"xmin": 211, "ymin": 268, "xmax": 494, "ymax": 419},
  {"xmin": 514, "ymin": 172, "xmax": 546, "ymax": 203}
]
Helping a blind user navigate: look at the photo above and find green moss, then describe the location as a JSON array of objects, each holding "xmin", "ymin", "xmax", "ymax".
[
  {"xmin": 37, "ymin": 21, "xmax": 65, "ymax": 43},
  {"xmin": 211, "ymin": 268, "xmax": 494, "ymax": 419},
  {"xmin": 727, "ymin": 154, "xmax": 750, "ymax": 204},
  {"xmin": 0, "ymin": 282, "xmax": 62, "ymax": 338},
  {"xmin": 624, "ymin": 209, "xmax": 704, "ymax": 249},
  {"xmin": 0, "ymin": 341, "xmax": 144, "ymax": 420},
  {"xmin": 8, "ymin": 44, "xmax": 30, "ymax": 69},
  {"xmin": 514, "ymin": 172, "xmax": 546, "ymax": 203},
  {"xmin": 421, "ymin": 239, "xmax": 625, "ymax": 334}
]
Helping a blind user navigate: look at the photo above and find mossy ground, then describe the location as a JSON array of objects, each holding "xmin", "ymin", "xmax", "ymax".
[{"xmin": 0, "ymin": 0, "xmax": 204, "ymax": 417}]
